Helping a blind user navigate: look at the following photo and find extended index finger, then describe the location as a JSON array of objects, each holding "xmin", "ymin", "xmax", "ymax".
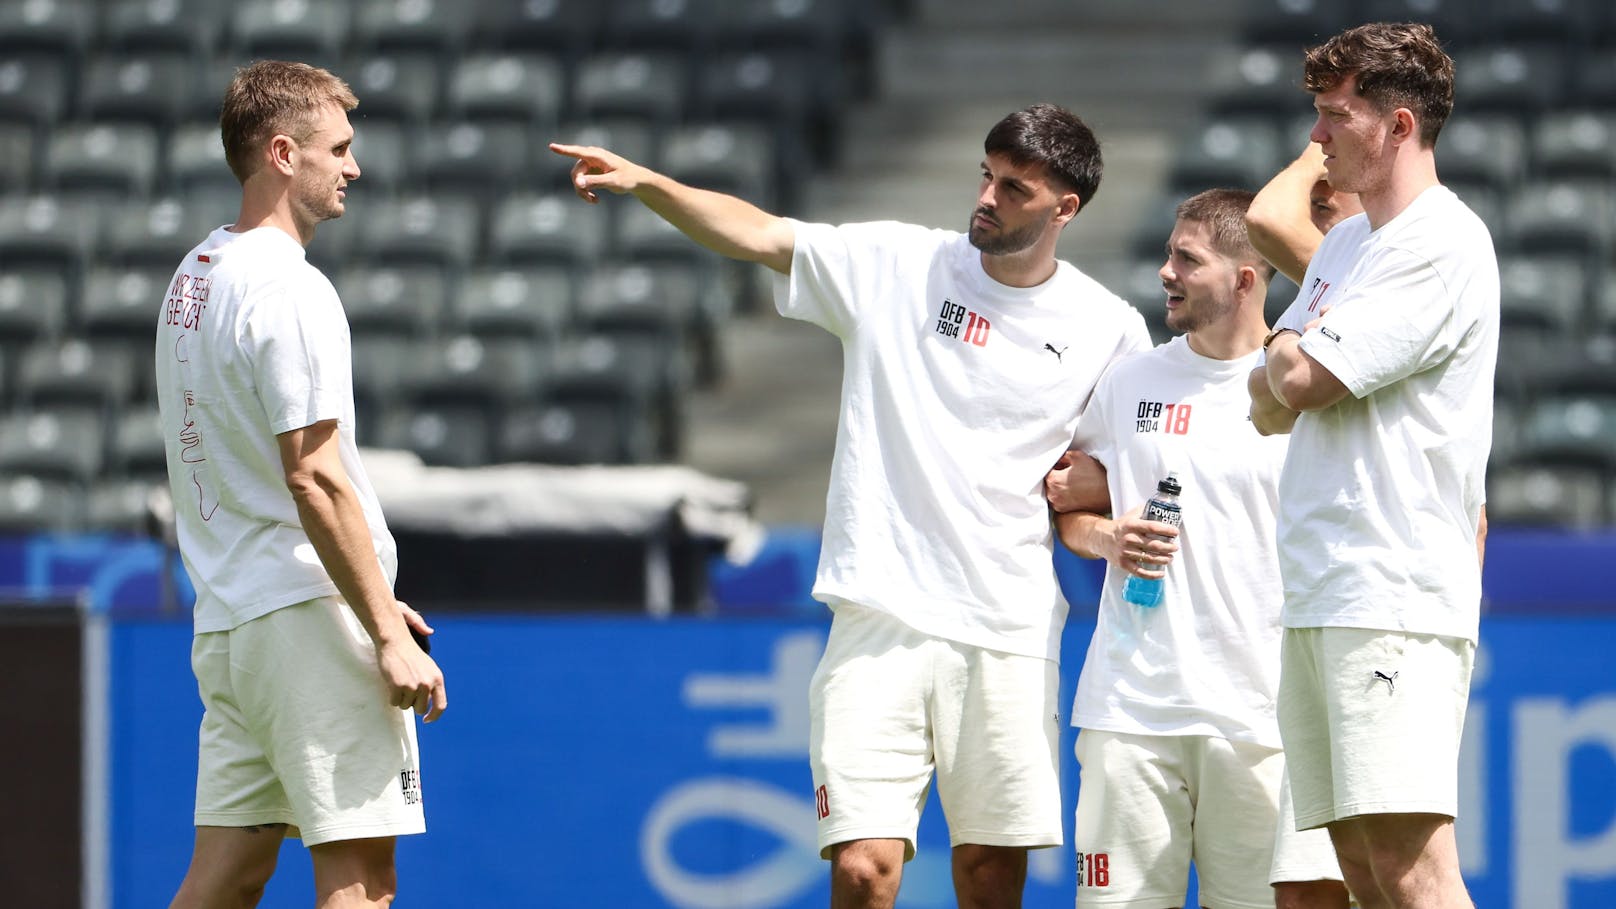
[{"xmin": 547, "ymin": 141, "xmax": 603, "ymax": 163}]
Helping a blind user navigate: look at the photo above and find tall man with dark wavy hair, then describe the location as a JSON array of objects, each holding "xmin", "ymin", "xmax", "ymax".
[
  {"xmin": 1252, "ymin": 23, "xmax": 1499, "ymax": 909},
  {"xmin": 552, "ymin": 103, "xmax": 1149, "ymax": 908}
]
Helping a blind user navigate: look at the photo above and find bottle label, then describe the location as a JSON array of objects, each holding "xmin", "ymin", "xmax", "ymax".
[{"xmin": 1144, "ymin": 499, "xmax": 1182, "ymax": 527}]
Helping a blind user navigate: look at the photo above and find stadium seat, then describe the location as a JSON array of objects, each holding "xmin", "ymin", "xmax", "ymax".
[
  {"xmin": 469, "ymin": 0, "xmax": 600, "ymax": 52},
  {"xmin": 99, "ymin": 0, "xmax": 225, "ymax": 55},
  {"xmin": 0, "ymin": 267, "xmax": 68, "ymax": 362},
  {"xmin": 108, "ymin": 409, "xmax": 166, "ymax": 481},
  {"xmin": 692, "ymin": 51, "xmax": 825, "ymax": 174},
  {"xmin": 0, "ymin": 475, "xmax": 83, "ymax": 534},
  {"xmin": 1530, "ymin": 110, "xmax": 1616, "ymax": 179},
  {"xmin": 0, "ymin": 0, "xmax": 92, "ymax": 56},
  {"xmin": 1436, "ymin": 115, "xmax": 1528, "ymax": 192},
  {"xmin": 399, "ymin": 334, "xmax": 550, "ymax": 413},
  {"xmin": 1168, "ymin": 116, "xmax": 1283, "ymax": 193},
  {"xmin": 1597, "ymin": 267, "xmax": 1616, "ymax": 333},
  {"xmin": 347, "ymin": 119, "xmax": 410, "ymax": 190},
  {"xmin": 1485, "ymin": 462, "xmax": 1608, "ymax": 527},
  {"xmin": 547, "ymin": 332, "xmax": 682, "ymax": 458},
  {"xmin": 575, "ymin": 261, "xmax": 717, "ymax": 385},
  {"xmin": 83, "ymin": 479, "xmax": 165, "ymax": 534},
  {"xmin": 1453, "ymin": 46, "xmax": 1565, "ymax": 116},
  {"xmin": 488, "ymin": 192, "xmax": 612, "ymax": 266},
  {"xmin": 107, "ymin": 196, "xmax": 217, "ymax": 267},
  {"xmin": 711, "ymin": 0, "xmax": 849, "ymax": 54},
  {"xmin": 413, "ymin": 120, "xmax": 533, "ymax": 193},
  {"xmin": 1572, "ymin": 47, "xmax": 1616, "ymax": 107},
  {"xmin": 573, "ymin": 52, "xmax": 688, "ymax": 124},
  {"xmin": 603, "ymin": 0, "xmax": 716, "ymax": 52},
  {"xmin": 164, "ymin": 120, "xmax": 237, "ymax": 197},
  {"xmin": 1516, "ymin": 396, "xmax": 1616, "ymax": 469},
  {"xmin": 615, "ymin": 202, "xmax": 718, "ymax": 264},
  {"xmin": 0, "ymin": 410, "xmax": 105, "ymax": 482},
  {"xmin": 1204, "ymin": 46, "xmax": 1310, "ymax": 118},
  {"xmin": 375, "ymin": 402, "xmax": 493, "ymax": 468},
  {"xmin": 228, "ymin": 0, "xmax": 352, "ymax": 59},
  {"xmin": 17, "ymin": 338, "xmax": 141, "ymax": 414},
  {"xmin": 351, "ymin": 0, "xmax": 471, "ymax": 53},
  {"xmin": 495, "ymin": 399, "xmax": 647, "ymax": 465},
  {"xmin": 0, "ymin": 121, "xmax": 31, "ymax": 191},
  {"xmin": 1504, "ymin": 180, "xmax": 1614, "ymax": 256},
  {"xmin": 0, "ymin": 195, "xmax": 100, "ymax": 270},
  {"xmin": 450, "ymin": 266, "xmax": 574, "ymax": 343},
  {"xmin": 81, "ymin": 267, "xmax": 173, "ymax": 342},
  {"xmin": 335, "ymin": 265, "xmax": 448, "ymax": 338},
  {"xmin": 344, "ymin": 53, "xmax": 441, "ymax": 126},
  {"xmin": 661, "ymin": 122, "xmax": 776, "ymax": 206},
  {"xmin": 1360, "ymin": 0, "xmax": 1471, "ymax": 44},
  {"xmin": 1478, "ymin": 0, "xmax": 1597, "ymax": 44},
  {"xmin": 350, "ymin": 335, "xmax": 416, "ymax": 434},
  {"xmin": 356, "ymin": 194, "xmax": 481, "ymax": 267},
  {"xmin": 1240, "ymin": 0, "xmax": 1357, "ymax": 44},
  {"xmin": 79, "ymin": 54, "xmax": 194, "ymax": 126},
  {"xmin": 1492, "ymin": 396, "xmax": 1522, "ymax": 466},
  {"xmin": 0, "ymin": 54, "xmax": 71, "ymax": 125},
  {"xmin": 445, "ymin": 53, "xmax": 566, "ymax": 126},
  {"xmin": 41, "ymin": 123, "xmax": 161, "ymax": 199},
  {"xmin": 1497, "ymin": 255, "xmax": 1588, "ymax": 338}
]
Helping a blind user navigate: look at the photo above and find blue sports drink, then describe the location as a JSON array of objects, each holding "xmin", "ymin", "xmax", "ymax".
[{"xmin": 1122, "ymin": 472, "xmax": 1183, "ymax": 608}]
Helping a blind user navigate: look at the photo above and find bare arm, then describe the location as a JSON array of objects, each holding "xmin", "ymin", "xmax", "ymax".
[
  {"xmin": 1045, "ymin": 449, "xmax": 1111, "ymax": 514},
  {"xmin": 550, "ymin": 142, "xmax": 796, "ymax": 274},
  {"xmin": 278, "ymin": 420, "xmax": 446, "ymax": 722},
  {"xmin": 1477, "ymin": 504, "xmax": 1488, "ymax": 572},
  {"xmin": 1247, "ymin": 144, "xmax": 1330, "ymax": 285},
  {"xmin": 1248, "ymin": 362, "xmax": 1300, "ymax": 435},
  {"xmin": 1263, "ymin": 329, "xmax": 1350, "ymax": 412},
  {"xmin": 1054, "ymin": 507, "xmax": 1178, "ymax": 579}
]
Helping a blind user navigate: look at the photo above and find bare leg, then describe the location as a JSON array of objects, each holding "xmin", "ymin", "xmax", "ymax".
[
  {"xmin": 952, "ymin": 844, "xmax": 1027, "ymax": 909},
  {"xmin": 310, "ymin": 836, "xmax": 399, "ymax": 908},
  {"xmin": 168, "ymin": 824, "xmax": 285, "ymax": 909},
  {"xmin": 829, "ymin": 838, "xmax": 906, "ymax": 909},
  {"xmin": 1274, "ymin": 878, "xmax": 1353, "ymax": 909},
  {"xmin": 1330, "ymin": 814, "xmax": 1472, "ymax": 909}
]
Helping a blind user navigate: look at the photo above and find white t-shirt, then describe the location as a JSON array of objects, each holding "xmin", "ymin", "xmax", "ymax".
[
  {"xmin": 774, "ymin": 219, "xmax": 1151, "ymax": 661},
  {"xmin": 1071, "ymin": 336, "xmax": 1291, "ymax": 746},
  {"xmin": 1276, "ymin": 186, "xmax": 1499, "ymax": 642},
  {"xmin": 156, "ymin": 226, "xmax": 397, "ymax": 634}
]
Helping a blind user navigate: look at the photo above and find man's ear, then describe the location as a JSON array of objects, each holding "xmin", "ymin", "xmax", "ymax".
[
  {"xmin": 268, "ymin": 134, "xmax": 296, "ymax": 176},
  {"xmin": 1389, "ymin": 107, "xmax": 1418, "ymax": 146},
  {"xmin": 1056, "ymin": 191, "xmax": 1082, "ymax": 224}
]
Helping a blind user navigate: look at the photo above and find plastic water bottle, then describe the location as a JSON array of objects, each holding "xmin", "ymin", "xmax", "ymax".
[{"xmin": 1122, "ymin": 473, "xmax": 1183, "ymax": 608}]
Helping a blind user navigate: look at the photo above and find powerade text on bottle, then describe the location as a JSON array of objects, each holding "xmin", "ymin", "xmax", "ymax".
[{"xmin": 1122, "ymin": 472, "xmax": 1183, "ymax": 608}]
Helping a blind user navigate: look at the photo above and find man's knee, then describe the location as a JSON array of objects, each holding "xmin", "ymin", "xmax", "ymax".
[
  {"xmin": 830, "ymin": 839, "xmax": 905, "ymax": 898},
  {"xmin": 952, "ymin": 844, "xmax": 1027, "ymax": 906}
]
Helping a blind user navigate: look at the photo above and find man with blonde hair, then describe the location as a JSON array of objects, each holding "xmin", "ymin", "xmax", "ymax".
[{"xmin": 159, "ymin": 60, "xmax": 445, "ymax": 909}]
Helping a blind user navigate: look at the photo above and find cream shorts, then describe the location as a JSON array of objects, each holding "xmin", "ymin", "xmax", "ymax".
[
  {"xmin": 1268, "ymin": 767, "xmax": 1345, "ymax": 887},
  {"xmin": 191, "ymin": 596, "xmax": 425, "ymax": 846},
  {"xmin": 1073, "ymin": 729, "xmax": 1302, "ymax": 909},
  {"xmin": 1278, "ymin": 627, "xmax": 1474, "ymax": 830},
  {"xmin": 808, "ymin": 602, "xmax": 1062, "ymax": 860}
]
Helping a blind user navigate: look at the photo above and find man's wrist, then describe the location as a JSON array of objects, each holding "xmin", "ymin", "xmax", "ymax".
[{"xmin": 1263, "ymin": 327, "xmax": 1301, "ymax": 351}]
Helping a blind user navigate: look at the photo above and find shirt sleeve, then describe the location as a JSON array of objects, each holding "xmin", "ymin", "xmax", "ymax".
[
  {"xmin": 242, "ymin": 275, "xmax": 352, "ymax": 435},
  {"xmin": 1297, "ymin": 246, "xmax": 1456, "ymax": 399},
  {"xmin": 772, "ymin": 219, "xmax": 926, "ymax": 338},
  {"xmin": 1071, "ymin": 364, "xmax": 1119, "ymax": 469}
]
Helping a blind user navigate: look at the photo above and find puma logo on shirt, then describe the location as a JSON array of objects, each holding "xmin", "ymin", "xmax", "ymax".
[{"xmin": 1044, "ymin": 343, "xmax": 1067, "ymax": 362}]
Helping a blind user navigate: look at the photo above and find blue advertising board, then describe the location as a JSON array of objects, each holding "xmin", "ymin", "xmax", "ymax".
[{"xmin": 108, "ymin": 613, "xmax": 1616, "ymax": 908}]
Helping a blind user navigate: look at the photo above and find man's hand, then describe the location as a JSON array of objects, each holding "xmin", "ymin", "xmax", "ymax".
[
  {"xmin": 549, "ymin": 143, "xmax": 651, "ymax": 203},
  {"xmin": 378, "ymin": 604, "xmax": 447, "ymax": 723},
  {"xmin": 1096, "ymin": 506, "xmax": 1180, "ymax": 580},
  {"xmin": 1045, "ymin": 449, "xmax": 1110, "ymax": 514}
]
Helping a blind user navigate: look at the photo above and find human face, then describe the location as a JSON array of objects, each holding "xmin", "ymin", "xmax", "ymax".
[
  {"xmin": 1308, "ymin": 177, "xmax": 1364, "ymax": 235},
  {"xmin": 968, "ymin": 153, "xmax": 1065, "ymax": 256},
  {"xmin": 290, "ymin": 104, "xmax": 360, "ymax": 227},
  {"xmin": 1309, "ymin": 76, "xmax": 1393, "ymax": 196},
  {"xmin": 1159, "ymin": 218, "xmax": 1239, "ymax": 335}
]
